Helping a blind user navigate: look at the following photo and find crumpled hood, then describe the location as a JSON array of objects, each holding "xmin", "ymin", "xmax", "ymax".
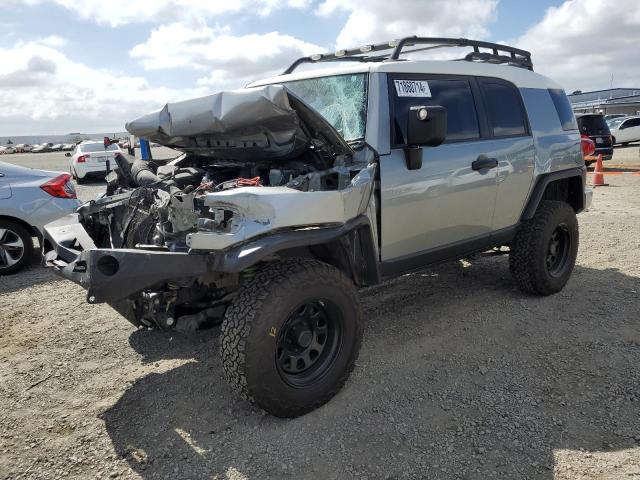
[{"xmin": 125, "ymin": 84, "xmax": 353, "ymax": 162}]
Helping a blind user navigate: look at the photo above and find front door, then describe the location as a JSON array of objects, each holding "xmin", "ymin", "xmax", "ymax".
[{"xmin": 379, "ymin": 75, "xmax": 498, "ymax": 263}]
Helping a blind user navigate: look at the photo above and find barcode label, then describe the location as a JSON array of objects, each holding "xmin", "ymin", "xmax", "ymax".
[{"xmin": 394, "ymin": 80, "xmax": 432, "ymax": 97}]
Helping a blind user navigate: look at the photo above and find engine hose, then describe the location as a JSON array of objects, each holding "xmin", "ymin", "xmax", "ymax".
[{"xmin": 131, "ymin": 159, "xmax": 179, "ymax": 193}]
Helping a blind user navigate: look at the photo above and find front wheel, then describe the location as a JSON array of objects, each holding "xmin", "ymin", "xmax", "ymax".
[
  {"xmin": 220, "ymin": 258, "xmax": 363, "ymax": 417},
  {"xmin": 509, "ymin": 201, "xmax": 579, "ymax": 295}
]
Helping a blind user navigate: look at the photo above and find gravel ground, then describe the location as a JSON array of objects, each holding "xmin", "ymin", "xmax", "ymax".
[{"xmin": 1, "ymin": 146, "xmax": 640, "ymax": 479}]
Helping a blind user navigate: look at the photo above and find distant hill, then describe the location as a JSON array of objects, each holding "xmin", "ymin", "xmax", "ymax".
[{"xmin": 1, "ymin": 132, "xmax": 129, "ymax": 146}]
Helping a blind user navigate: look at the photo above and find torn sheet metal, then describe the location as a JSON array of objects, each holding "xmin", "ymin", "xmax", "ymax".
[
  {"xmin": 187, "ymin": 164, "xmax": 376, "ymax": 251},
  {"xmin": 125, "ymin": 85, "xmax": 309, "ymax": 161}
]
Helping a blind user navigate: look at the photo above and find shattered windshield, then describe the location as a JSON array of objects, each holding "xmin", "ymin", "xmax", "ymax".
[{"xmin": 284, "ymin": 73, "xmax": 368, "ymax": 141}]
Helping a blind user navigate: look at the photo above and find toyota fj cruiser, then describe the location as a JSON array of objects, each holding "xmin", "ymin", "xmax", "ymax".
[{"xmin": 43, "ymin": 37, "xmax": 592, "ymax": 417}]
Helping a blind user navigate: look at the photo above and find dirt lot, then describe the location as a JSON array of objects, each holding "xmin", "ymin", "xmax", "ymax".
[{"xmin": 1, "ymin": 147, "xmax": 640, "ymax": 479}]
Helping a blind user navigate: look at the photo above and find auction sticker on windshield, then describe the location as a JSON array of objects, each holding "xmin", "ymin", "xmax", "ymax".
[{"xmin": 394, "ymin": 80, "xmax": 432, "ymax": 97}]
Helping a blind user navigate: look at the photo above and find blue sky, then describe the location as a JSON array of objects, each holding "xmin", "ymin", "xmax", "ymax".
[{"xmin": 1, "ymin": 0, "xmax": 637, "ymax": 135}]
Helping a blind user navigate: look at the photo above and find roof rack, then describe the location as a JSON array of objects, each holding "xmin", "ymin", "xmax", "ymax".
[{"xmin": 282, "ymin": 36, "xmax": 533, "ymax": 74}]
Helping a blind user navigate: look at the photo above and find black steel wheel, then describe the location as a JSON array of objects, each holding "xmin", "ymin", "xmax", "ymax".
[
  {"xmin": 221, "ymin": 258, "xmax": 363, "ymax": 417},
  {"xmin": 276, "ymin": 300, "xmax": 342, "ymax": 387},
  {"xmin": 546, "ymin": 223, "xmax": 571, "ymax": 277}
]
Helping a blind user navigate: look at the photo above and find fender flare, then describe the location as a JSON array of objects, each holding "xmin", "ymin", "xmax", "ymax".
[{"xmin": 520, "ymin": 166, "xmax": 586, "ymax": 221}]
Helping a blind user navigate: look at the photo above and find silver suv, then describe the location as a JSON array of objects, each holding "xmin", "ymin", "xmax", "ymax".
[{"xmin": 43, "ymin": 37, "xmax": 592, "ymax": 417}]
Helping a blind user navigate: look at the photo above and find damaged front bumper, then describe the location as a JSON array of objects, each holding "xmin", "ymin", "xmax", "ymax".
[{"xmin": 43, "ymin": 213, "xmax": 372, "ymax": 306}]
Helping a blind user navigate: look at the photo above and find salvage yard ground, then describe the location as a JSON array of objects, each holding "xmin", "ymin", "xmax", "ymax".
[{"xmin": 1, "ymin": 147, "xmax": 640, "ymax": 479}]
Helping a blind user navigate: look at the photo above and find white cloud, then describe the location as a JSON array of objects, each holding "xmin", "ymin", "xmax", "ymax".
[
  {"xmin": 130, "ymin": 21, "xmax": 321, "ymax": 89},
  {"xmin": 0, "ymin": 40, "xmax": 207, "ymax": 135},
  {"xmin": 516, "ymin": 0, "xmax": 640, "ymax": 92},
  {"xmin": 317, "ymin": 0, "xmax": 498, "ymax": 48},
  {"xmin": 28, "ymin": 0, "xmax": 311, "ymax": 27},
  {"xmin": 37, "ymin": 35, "xmax": 68, "ymax": 48}
]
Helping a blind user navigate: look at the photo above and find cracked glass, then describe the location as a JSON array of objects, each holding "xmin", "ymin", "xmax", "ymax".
[{"xmin": 284, "ymin": 73, "xmax": 368, "ymax": 141}]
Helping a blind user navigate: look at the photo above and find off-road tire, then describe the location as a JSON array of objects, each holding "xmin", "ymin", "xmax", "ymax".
[
  {"xmin": 509, "ymin": 200, "xmax": 578, "ymax": 296},
  {"xmin": 220, "ymin": 258, "xmax": 363, "ymax": 418},
  {"xmin": 0, "ymin": 220, "xmax": 34, "ymax": 275}
]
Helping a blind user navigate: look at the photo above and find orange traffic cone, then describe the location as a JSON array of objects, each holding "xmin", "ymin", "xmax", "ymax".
[{"xmin": 592, "ymin": 154, "xmax": 608, "ymax": 187}]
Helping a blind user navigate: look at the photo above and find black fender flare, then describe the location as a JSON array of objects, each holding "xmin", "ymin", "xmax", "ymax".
[{"xmin": 520, "ymin": 166, "xmax": 586, "ymax": 221}]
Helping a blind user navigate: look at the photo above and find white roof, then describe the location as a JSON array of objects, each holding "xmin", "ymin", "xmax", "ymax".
[{"xmin": 248, "ymin": 60, "xmax": 562, "ymax": 90}]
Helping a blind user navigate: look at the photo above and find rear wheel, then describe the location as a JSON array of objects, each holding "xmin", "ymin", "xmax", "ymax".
[
  {"xmin": 220, "ymin": 258, "xmax": 363, "ymax": 417},
  {"xmin": 0, "ymin": 220, "xmax": 34, "ymax": 275},
  {"xmin": 509, "ymin": 201, "xmax": 578, "ymax": 295},
  {"xmin": 72, "ymin": 168, "xmax": 86, "ymax": 184}
]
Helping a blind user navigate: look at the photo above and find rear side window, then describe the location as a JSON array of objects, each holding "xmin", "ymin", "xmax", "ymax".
[
  {"xmin": 549, "ymin": 89, "xmax": 578, "ymax": 130},
  {"xmin": 390, "ymin": 78, "xmax": 480, "ymax": 144},
  {"xmin": 625, "ymin": 118, "xmax": 640, "ymax": 128},
  {"xmin": 480, "ymin": 81, "xmax": 527, "ymax": 137}
]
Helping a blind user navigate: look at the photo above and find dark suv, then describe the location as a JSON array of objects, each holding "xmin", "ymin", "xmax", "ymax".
[{"xmin": 576, "ymin": 113, "xmax": 613, "ymax": 162}]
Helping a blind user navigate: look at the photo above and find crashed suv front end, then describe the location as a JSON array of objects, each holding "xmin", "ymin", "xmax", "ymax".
[{"xmin": 43, "ymin": 79, "xmax": 380, "ymax": 331}]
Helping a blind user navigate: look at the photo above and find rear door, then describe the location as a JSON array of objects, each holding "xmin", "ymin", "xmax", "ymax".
[
  {"xmin": 379, "ymin": 74, "xmax": 498, "ymax": 263},
  {"xmin": 476, "ymin": 78, "xmax": 535, "ymax": 231}
]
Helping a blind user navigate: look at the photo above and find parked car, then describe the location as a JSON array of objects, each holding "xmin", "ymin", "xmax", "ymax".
[
  {"xmin": 576, "ymin": 113, "xmax": 613, "ymax": 162},
  {"xmin": 44, "ymin": 36, "xmax": 591, "ymax": 418},
  {"xmin": 0, "ymin": 146, "xmax": 16, "ymax": 155},
  {"xmin": 50, "ymin": 144, "xmax": 64, "ymax": 151},
  {"xmin": 0, "ymin": 161, "xmax": 80, "ymax": 274},
  {"xmin": 13, "ymin": 144, "xmax": 32, "ymax": 153},
  {"xmin": 31, "ymin": 143, "xmax": 54, "ymax": 153},
  {"xmin": 61, "ymin": 144, "xmax": 75, "ymax": 151},
  {"xmin": 67, "ymin": 141, "xmax": 122, "ymax": 184},
  {"xmin": 604, "ymin": 114, "xmax": 626, "ymax": 121},
  {"xmin": 607, "ymin": 116, "xmax": 640, "ymax": 146}
]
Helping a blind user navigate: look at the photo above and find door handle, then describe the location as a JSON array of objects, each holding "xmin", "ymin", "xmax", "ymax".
[{"xmin": 472, "ymin": 155, "xmax": 498, "ymax": 171}]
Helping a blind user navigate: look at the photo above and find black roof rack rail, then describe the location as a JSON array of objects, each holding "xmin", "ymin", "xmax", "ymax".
[{"xmin": 282, "ymin": 36, "xmax": 533, "ymax": 74}]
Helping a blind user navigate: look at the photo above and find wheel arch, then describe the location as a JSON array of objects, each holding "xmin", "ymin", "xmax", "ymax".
[
  {"xmin": 0, "ymin": 215, "xmax": 39, "ymax": 238},
  {"xmin": 276, "ymin": 222, "xmax": 380, "ymax": 287},
  {"xmin": 521, "ymin": 167, "xmax": 586, "ymax": 221}
]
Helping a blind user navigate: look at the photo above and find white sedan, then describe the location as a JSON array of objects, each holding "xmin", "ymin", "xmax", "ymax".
[{"xmin": 68, "ymin": 141, "xmax": 121, "ymax": 184}]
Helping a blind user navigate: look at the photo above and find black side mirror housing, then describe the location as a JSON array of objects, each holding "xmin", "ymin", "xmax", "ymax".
[
  {"xmin": 407, "ymin": 105, "xmax": 447, "ymax": 147},
  {"xmin": 64, "ymin": 152, "xmax": 71, "ymax": 157},
  {"xmin": 403, "ymin": 105, "xmax": 447, "ymax": 170}
]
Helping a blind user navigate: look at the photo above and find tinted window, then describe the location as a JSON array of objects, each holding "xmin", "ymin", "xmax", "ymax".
[
  {"xmin": 481, "ymin": 82, "xmax": 527, "ymax": 137},
  {"xmin": 626, "ymin": 118, "xmax": 640, "ymax": 128},
  {"xmin": 577, "ymin": 115, "xmax": 610, "ymax": 135},
  {"xmin": 391, "ymin": 78, "xmax": 479, "ymax": 144},
  {"xmin": 549, "ymin": 88, "xmax": 578, "ymax": 130}
]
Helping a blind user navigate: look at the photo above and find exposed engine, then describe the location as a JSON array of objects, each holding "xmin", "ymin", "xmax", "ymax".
[
  {"xmin": 81, "ymin": 146, "xmax": 362, "ymax": 253},
  {"xmin": 71, "ymin": 84, "xmax": 377, "ymax": 331}
]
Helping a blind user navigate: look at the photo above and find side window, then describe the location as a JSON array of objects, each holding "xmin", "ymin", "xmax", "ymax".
[
  {"xmin": 390, "ymin": 77, "xmax": 480, "ymax": 145},
  {"xmin": 480, "ymin": 81, "xmax": 528, "ymax": 137},
  {"xmin": 629, "ymin": 118, "xmax": 640, "ymax": 128},
  {"xmin": 549, "ymin": 88, "xmax": 578, "ymax": 131}
]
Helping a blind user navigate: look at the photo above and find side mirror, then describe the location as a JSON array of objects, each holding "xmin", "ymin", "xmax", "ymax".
[
  {"xmin": 403, "ymin": 105, "xmax": 447, "ymax": 170},
  {"xmin": 406, "ymin": 105, "xmax": 447, "ymax": 147},
  {"xmin": 65, "ymin": 152, "xmax": 71, "ymax": 157}
]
